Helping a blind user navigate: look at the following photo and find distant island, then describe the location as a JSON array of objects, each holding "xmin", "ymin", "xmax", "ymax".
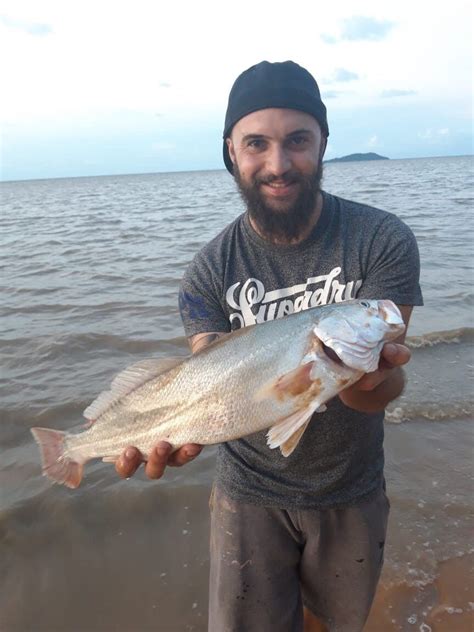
[{"xmin": 324, "ymin": 152, "xmax": 389, "ymax": 163}]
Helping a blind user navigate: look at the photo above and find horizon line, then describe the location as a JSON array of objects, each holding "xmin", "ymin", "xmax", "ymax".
[{"xmin": 1, "ymin": 153, "xmax": 472, "ymax": 185}]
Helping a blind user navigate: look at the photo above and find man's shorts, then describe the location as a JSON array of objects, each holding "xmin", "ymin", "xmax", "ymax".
[{"xmin": 208, "ymin": 484, "xmax": 389, "ymax": 632}]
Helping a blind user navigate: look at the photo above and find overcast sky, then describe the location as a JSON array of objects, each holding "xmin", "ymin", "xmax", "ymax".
[{"xmin": 1, "ymin": 0, "xmax": 472, "ymax": 181}]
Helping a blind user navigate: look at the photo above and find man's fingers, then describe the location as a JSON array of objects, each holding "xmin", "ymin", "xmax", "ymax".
[
  {"xmin": 381, "ymin": 343, "xmax": 411, "ymax": 368},
  {"xmin": 144, "ymin": 442, "xmax": 173, "ymax": 479},
  {"xmin": 115, "ymin": 446, "xmax": 144, "ymax": 478},
  {"xmin": 354, "ymin": 343, "xmax": 411, "ymax": 392},
  {"xmin": 168, "ymin": 444, "xmax": 203, "ymax": 467},
  {"xmin": 115, "ymin": 442, "xmax": 202, "ymax": 481},
  {"xmin": 355, "ymin": 370, "xmax": 388, "ymax": 392}
]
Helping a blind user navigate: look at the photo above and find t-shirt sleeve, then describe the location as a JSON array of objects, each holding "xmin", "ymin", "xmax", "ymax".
[
  {"xmin": 357, "ymin": 214, "xmax": 424, "ymax": 306},
  {"xmin": 179, "ymin": 252, "xmax": 230, "ymax": 338}
]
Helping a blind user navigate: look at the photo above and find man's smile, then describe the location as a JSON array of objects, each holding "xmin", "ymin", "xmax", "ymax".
[{"xmin": 261, "ymin": 181, "xmax": 298, "ymax": 197}]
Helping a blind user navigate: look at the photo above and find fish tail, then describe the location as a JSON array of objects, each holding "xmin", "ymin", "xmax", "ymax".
[{"xmin": 31, "ymin": 427, "xmax": 84, "ymax": 489}]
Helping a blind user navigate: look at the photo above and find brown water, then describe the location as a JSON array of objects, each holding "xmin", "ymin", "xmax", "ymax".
[
  {"xmin": 1, "ymin": 157, "xmax": 473, "ymax": 631},
  {"xmin": 1, "ymin": 420, "xmax": 472, "ymax": 631}
]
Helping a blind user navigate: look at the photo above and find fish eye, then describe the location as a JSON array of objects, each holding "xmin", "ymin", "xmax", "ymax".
[{"xmin": 360, "ymin": 300, "xmax": 370, "ymax": 308}]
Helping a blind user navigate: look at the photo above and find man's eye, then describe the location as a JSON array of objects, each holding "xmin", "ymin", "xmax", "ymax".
[
  {"xmin": 290, "ymin": 136, "xmax": 308, "ymax": 146},
  {"xmin": 248, "ymin": 139, "xmax": 265, "ymax": 149}
]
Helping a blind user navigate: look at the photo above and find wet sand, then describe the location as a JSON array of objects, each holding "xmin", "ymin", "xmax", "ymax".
[{"xmin": 367, "ymin": 554, "xmax": 474, "ymax": 631}]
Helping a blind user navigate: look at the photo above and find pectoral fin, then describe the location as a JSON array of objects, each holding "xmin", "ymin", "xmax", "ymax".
[
  {"xmin": 255, "ymin": 362, "xmax": 315, "ymax": 402},
  {"xmin": 279, "ymin": 419, "xmax": 312, "ymax": 456},
  {"xmin": 267, "ymin": 407, "xmax": 316, "ymax": 457}
]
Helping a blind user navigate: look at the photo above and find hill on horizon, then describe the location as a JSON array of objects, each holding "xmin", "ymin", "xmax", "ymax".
[{"xmin": 325, "ymin": 152, "xmax": 389, "ymax": 163}]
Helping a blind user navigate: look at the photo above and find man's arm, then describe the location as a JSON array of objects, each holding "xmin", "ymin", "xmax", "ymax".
[
  {"xmin": 338, "ymin": 305, "xmax": 413, "ymax": 413},
  {"xmin": 115, "ymin": 331, "xmax": 226, "ymax": 480},
  {"xmin": 188, "ymin": 331, "xmax": 227, "ymax": 354}
]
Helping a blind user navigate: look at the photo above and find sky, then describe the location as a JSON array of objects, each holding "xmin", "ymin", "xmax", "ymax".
[{"xmin": 0, "ymin": 0, "xmax": 472, "ymax": 181}]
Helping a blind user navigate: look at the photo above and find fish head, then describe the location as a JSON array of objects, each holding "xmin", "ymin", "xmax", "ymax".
[{"xmin": 312, "ymin": 299, "xmax": 405, "ymax": 373}]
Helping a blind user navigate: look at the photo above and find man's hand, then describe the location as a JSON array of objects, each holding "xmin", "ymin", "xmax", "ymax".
[
  {"xmin": 350, "ymin": 342, "xmax": 411, "ymax": 391},
  {"xmin": 338, "ymin": 342, "xmax": 411, "ymax": 413},
  {"xmin": 115, "ymin": 442, "xmax": 203, "ymax": 480}
]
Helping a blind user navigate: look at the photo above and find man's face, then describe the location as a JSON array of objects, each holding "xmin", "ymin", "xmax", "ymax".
[{"xmin": 226, "ymin": 108, "xmax": 326, "ymax": 241}]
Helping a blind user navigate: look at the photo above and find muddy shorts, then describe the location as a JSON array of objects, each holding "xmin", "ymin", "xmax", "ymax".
[{"xmin": 208, "ymin": 484, "xmax": 389, "ymax": 632}]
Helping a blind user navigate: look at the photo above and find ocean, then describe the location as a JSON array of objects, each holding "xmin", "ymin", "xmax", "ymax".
[{"xmin": 1, "ymin": 155, "xmax": 473, "ymax": 631}]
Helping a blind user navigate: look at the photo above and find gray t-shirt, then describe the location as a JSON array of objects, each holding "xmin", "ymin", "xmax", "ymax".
[{"xmin": 179, "ymin": 191, "xmax": 423, "ymax": 509}]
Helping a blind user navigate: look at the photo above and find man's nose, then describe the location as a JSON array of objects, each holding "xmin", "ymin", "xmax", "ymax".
[{"xmin": 265, "ymin": 145, "xmax": 291, "ymax": 177}]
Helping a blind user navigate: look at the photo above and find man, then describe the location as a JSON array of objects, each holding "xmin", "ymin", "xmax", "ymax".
[{"xmin": 116, "ymin": 61, "xmax": 423, "ymax": 631}]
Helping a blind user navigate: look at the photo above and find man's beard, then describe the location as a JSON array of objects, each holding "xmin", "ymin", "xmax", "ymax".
[{"xmin": 234, "ymin": 160, "xmax": 323, "ymax": 242}]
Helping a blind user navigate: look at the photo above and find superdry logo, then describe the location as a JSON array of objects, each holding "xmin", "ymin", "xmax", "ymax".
[{"xmin": 226, "ymin": 267, "xmax": 363, "ymax": 327}]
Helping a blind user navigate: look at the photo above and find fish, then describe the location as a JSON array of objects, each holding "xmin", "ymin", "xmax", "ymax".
[{"xmin": 31, "ymin": 299, "xmax": 405, "ymax": 489}]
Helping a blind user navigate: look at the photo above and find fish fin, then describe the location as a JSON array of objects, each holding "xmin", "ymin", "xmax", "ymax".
[
  {"xmin": 266, "ymin": 406, "xmax": 316, "ymax": 456},
  {"xmin": 255, "ymin": 362, "xmax": 315, "ymax": 402},
  {"xmin": 279, "ymin": 419, "xmax": 311, "ymax": 457},
  {"xmin": 31, "ymin": 427, "xmax": 84, "ymax": 489},
  {"xmin": 83, "ymin": 357, "xmax": 184, "ymax": 421}
]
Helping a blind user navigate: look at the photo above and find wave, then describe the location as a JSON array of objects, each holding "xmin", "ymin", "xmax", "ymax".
[
  {"xmin": 386, "ymin": 401, "xmax": 474, "ymax": 424},
  {"xmin": 0, "ymin": 331, "xmax": 188, "ymax": 358},
  {"xmin": 0, "ymin": 301, "xmax": 140, "ymax": 315},
  {"xmin": 406, "ymin": 327, "xmax": 474, "ymax": 348}
]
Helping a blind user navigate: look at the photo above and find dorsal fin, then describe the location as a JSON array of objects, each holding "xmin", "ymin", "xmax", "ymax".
[
  {"xmin": 110, "ymin": 358, "xmax": 184, "ymax": 391},
  {"xmin": 83, "ymin": 357, "xmax": 185, "ymax": 421}
]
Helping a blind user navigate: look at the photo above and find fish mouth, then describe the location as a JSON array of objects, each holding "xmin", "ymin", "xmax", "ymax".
[{"xmin": 321, "ymin": 342, "xmax": 345, "ymax": 366}]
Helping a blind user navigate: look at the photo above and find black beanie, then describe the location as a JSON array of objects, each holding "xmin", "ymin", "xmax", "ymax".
[{"xmin": 222, "ymin": 60, "xmax": 329, "ymax": 174}]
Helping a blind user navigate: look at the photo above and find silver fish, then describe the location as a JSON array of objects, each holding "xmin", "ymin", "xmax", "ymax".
[{"xmin": 31, "ymin": 299, "xmax": 404, "ymax": 488}]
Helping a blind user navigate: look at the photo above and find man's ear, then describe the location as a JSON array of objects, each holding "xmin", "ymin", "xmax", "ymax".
[
  {"xmin": 226, "ymin": 137, "xmax": 236, "ymax": 164},
  {"xmin": 319, "ymin": 135, "xmax": 328, "ymax": 161}
]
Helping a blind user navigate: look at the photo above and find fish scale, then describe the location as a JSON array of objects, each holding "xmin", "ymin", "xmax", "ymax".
[{"xmin": 31, "ymin": 299, "xmax": 405, "ymax": 488}]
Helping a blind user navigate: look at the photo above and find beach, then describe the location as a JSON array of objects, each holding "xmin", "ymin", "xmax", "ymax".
[{"xmin": 1, "ymin": 156, "xmax": 473, "ymax": 631}]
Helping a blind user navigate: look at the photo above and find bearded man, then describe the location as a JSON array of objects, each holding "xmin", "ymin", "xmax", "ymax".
[{"xmin": 117, "ymin": 61, "xmax": 423, "ymax": 632}]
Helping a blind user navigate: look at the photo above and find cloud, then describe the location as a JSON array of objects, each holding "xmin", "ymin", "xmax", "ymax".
[
  {"xmin": 341, "ymin": 16, "xmax": 395, "ymax": 41},
  {"xmin": 160, "ymin": 82, "xmax": 172, "ymax": 88},
  {"xmin": 321, "ymin": 16, "xmax": 395, "ymax": 45},
  {"xmin": 367, "ymin": 134, "xmax": 378, "ymax": 147},
  {"xmin": 151, "ymin": 141, "xmax": 176, "ymax": 152},
  {"xmin": 323, "ymin": 90, "xmax": 342, "ymax": 99},
  {"xmin": 332, "ymin": 68, "xmax": 359, "ymax": 82},
  {"xmin": 381, "ymin": 89, "xmax": 417, "ymax": 98},
  {"xmin": 418, "ymin": 129, "xmax": 433, "ymax": 139},
  {"xmin": 321, "ymin": 33, "xmax": 337, "ymax": 44},
  {"xmin": 417, "ymin": 128, "xmax": 450, "ymax": 140},
  {"xmin": 0, "ymin": 15, "xmax": 52, "ymax": 36}
]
